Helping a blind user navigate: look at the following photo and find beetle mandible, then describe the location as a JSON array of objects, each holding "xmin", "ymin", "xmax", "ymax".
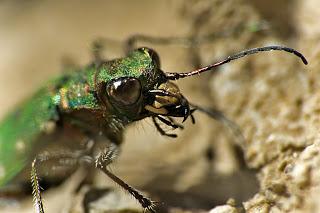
[{"xmin": 0, "ymin": 43, "xmax": 307, "ymax": 212}]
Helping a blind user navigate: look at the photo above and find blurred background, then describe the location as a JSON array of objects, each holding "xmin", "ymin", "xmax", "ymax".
[{"xmin": 0, "ymin": 0, "xmax": 318, "ymax": 212}]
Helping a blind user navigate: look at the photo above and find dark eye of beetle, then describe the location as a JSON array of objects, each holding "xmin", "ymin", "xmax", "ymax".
[{"xmin": 106, "ymin": 77, "xmax": 142, "ymax": 106}]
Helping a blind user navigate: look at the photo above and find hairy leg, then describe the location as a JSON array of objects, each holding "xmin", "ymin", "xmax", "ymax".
[
  {"xmin": 95, "ymin": 145, "xmax": 157, "ymax": 212},
  {"xmin": 31, "ymin": 149, "xmax": 86, "ymax": 213}
]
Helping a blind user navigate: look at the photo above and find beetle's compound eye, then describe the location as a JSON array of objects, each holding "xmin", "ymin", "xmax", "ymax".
[{"xmin": 107, "ymin": 77, "xmax": 142, "ymax": 106}]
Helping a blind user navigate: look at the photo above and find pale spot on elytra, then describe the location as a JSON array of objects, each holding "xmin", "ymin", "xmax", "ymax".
[
  {"xmin": 40, "ymin": 121, "xmax": 56, "ymax": 134},
  {"xmin": 15, "ymin": 139, "xmax": 26, "ymax": 153}
]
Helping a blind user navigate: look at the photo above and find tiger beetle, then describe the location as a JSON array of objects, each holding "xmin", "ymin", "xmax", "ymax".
[{"xmin": 0, "ymin": 36, "xmax": 307, "ymax": 213}]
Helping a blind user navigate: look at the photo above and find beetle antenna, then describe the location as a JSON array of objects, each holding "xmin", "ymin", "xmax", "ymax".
[
  {"xmin": 166, "ymin": 45, "xmax": 308, "ymax": 80},
  {"xmin": 190, "ymin": 104, "xmax": 246, "ymax": 148}
]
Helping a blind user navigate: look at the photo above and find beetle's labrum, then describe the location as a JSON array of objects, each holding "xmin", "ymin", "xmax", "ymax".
[{"xmin": 0, "ymin": 45, "xmax": 307, "ymax": 213}]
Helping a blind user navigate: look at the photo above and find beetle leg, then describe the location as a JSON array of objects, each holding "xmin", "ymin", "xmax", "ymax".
[
  {"xmin": 125, "ymin": 34, "xmax": 194, "ymax": 54},
  {"xmin": 152, "ymin": 116, "xmax": 177, "ymax": 138},
  {"xmin": 30, "ymin": 148, "xmax": 92, "ymax": 213},
  {"xmin": 91, "ymin": 38, "xmax": 106, "ymax": 66},
  {"xmin": 124, "ymin": 22, "xmax": 249, "ymax": 55},
  {"xmin": 95, "ymin": 145, "xmax": 157, "ymax": 212},
  {"xmin": 31, "ymin": 158, "xmax": 44, "ymax": 213}
]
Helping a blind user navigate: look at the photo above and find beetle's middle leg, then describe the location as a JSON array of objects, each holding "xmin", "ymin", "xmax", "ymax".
[
  {"xmin": 30, "ymin": 147, "xmax": 93, "ymax": 213},
  {"xmin": 31, "ymin": 158, "xmax": 44, "ymax": 213}
]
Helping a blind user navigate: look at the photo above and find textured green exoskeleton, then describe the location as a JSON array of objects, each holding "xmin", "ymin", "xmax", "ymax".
[{"xmin": 0, "ymin": 45, "xmax": 307, "ymax": 213}]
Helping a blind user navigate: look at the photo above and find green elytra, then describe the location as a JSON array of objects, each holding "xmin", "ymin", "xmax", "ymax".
[
  {"xmin": 0, "ymin": 44, "xmax": 307, "ymax": 212},
  {"xmin": 0, "ymin": 48, "xmax": 162, "ymax": 186}
]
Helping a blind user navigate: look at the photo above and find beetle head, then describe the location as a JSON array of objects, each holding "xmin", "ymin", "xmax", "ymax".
[
  {"xmin": 101, "ymin": 47, "xmax": 192, "ymax": 122},
  {"xmin": 102, "ymin": 45, "xmax": 307, "ymax": 124}
]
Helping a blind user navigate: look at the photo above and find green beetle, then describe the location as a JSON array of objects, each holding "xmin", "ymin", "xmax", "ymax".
[{"xmin": 0, "ymin": 45, "xmax": 307, "ymax": 212}]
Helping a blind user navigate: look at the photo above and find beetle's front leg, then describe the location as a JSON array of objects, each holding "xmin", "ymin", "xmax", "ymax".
[{"xmin": 95, "ymin": 144, "xmax": 157, "ymax": 213}]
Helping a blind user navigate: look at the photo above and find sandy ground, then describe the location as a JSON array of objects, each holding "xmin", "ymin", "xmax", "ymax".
[{"xmin": 0, "ymin": 0, "xmax": 319, "ymax": 212}]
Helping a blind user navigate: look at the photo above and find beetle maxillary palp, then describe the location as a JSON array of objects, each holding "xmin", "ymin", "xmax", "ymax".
[{"xmin": 145, "ymin": 81, "xmax": 192, "ymax": 122}]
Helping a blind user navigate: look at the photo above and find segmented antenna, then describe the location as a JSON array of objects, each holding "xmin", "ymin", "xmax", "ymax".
[{"xmin": 166, "ymin": 45, "xmax": 308, "ymax": 80}]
